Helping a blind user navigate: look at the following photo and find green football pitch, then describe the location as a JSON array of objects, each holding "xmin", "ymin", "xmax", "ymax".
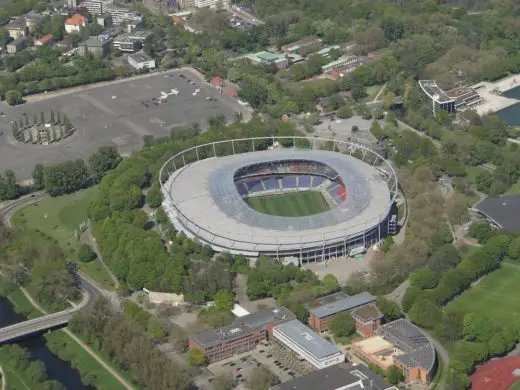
[
  {"xmin": 446, "ymin": 263, "xmax": 520, "ymax": 325},
  {"xmin": 246, "ymin": 191, "xmax": 330, "ymax": 217}
]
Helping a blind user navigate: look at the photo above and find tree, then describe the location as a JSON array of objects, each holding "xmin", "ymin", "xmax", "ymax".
[
  {"xmin": 322, "ymin": 274, "xmax": 340, "ymax": 292},
  {"xmin": 376, "ymin": 296, "xmax": 402, "ymax": 322},
  {"xmin": 408, "ymin": 298, "xmax": 441, "ymax": 329},
  {"xmin": 468, "ymin": 221, "xmax": 494, "ymax": 243},
  {"xmin": 386, "ymin": 365, "xmax": 403, "ymax": 385},
  {"xmin": 33, "ymin": 114, "xmax": 38, "ymax": 126},
  {"xmin": 212, "ymin": 372, "xmax": 234, "ymax": 390},
  {"xmin": 188, "ymin": 348, "xmax": 207, "ymax": 366},
  {"xmin": 32, "ymin": 164, "xmax": 45, "ymax": 190},
  {"xmin": 462, "ymin": 313, "xmax": 493, "ymax": 342},
  {"xmin": 77, "ymin": 244, "xmax": 97, "ymax": 263},
  {"xmin": 410, "ymin": 267, "xmax": 437, "ymax": 289},
  {"xmin": 427, "ymin": 244, "xmax": 461, "ymax": 275},
  {"xmin": 57, "ymin": 111, "xmax": 61, "ymax": 124},
  {"xmin": 44, "ymin": 159, "xmax": 89, "ymax": 196},
  {"xmin": 369, "ymin": 120, "xmax": 385, "ymax": 139},
  {"xmin": 5, "ymin": 90, "xmax": 22, "ymax": 106},
  {"xmin": 330, "ymin": 312, "xmax": 355, "ymax": 337},
  {"xmin": 88, "ymin": 146, "xmax": 121, "ymax": 183},
  {"xmin": 146, "ymin": 186, "xmax": 163, "ymax": 208},
  {"xmin": 246, "ymin": 366, "xmax": 278, "ymax": 390},
  {"xmin": 213, "ymin": 290, "xmax": 233, "ymax": 312},
  {"xmin": 337, "ymin": 104, "xmax": 353, "ymax": 119},
  {"xmin": 50, "ymin": 110, "xmax": 55, "ymax": 123},
  {"xmin": 40, "ymin": 111, "xmax": 45, "ymax": 124}
]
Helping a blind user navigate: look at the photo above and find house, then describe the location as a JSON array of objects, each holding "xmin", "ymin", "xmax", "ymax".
[
  {"xmin": 64, "ymin": 13, "xmax": 88, "ymax": 33},
  {"xmin": 6, "ymin": 18, "xmax": 28, "ymax": 38},
  {"xmin": 24, "ymin": 12, "xmax": 42, "ymax": 32},
  {"xmin": 78, "ymin": 36, "xmax": 110, "ymax": 57},
  {"xmin": 113, "ymin": 31, "xmax": 153, "ymax": 52},
  {"xmin": 210, "ymin": 76, "xmax": 223, "ymax": 87},
  {"xmin": 35, "ymin": 34, "xmax": 54, "ymax": 46},
  {"xmin": 6, "ymin": 37, "xmax": 28, "ymax": 54},
  {"xmin": 128, "ymin": 50, "xmax": 156, "ymax": 70},
  {"xmin": 307, "ymin": 291, "xmax": 379, "ymax": 334}
]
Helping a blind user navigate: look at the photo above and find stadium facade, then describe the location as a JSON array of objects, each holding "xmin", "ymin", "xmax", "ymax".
[{"xmin": 159, "ymin": 137, "xmax": 398, "ymax": 262}]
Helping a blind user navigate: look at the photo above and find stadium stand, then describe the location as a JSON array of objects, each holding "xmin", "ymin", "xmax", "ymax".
[
  {"xmin": 312, "ymin": 176, "xmax": 326, "ymax": 187},
  {"xmin": 298, "ymin": 175, "xmax": 312, "ymax": 188},
  {"xmin": 282, "ymin": 175, "xmax": 298, "ymax": 189},
  {"xmin": 247, "ymin": 180, "xmax": 264, "ymax": 192},
  {"xmin": 237, "ymin": 182, "xmax": 248, "ymax": 196},
  {"xmin": 264, "ymin": 178, "xmax": 279, "ymax": 191}
]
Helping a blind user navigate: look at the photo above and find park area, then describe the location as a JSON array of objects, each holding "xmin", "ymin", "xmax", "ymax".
[
  {"xmin": 246, "ymin": 191, "xmax": 330, "ymax": 217},
  {"xmin": 11, "ymin": 187, "xmax": 116, "ymax": 290},
  {"xmin": 446, "ymin": 263, "xmax": 520, "ymax": 325}
]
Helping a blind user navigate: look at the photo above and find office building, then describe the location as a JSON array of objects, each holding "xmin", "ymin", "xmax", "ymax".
[
  {"xmin": 128, "ymin": 50, "xmax": 156, "ymax": 70},
  {"xmin": 113, "ymin": 30, "xmax": 152, "ymax": 52},
  {"xmin": 272, "ymin": 319, "xmax": 345, "ymax": 370},
  {"xmin": 78, "ymin": 35, "xmax": 110, "ymax": 57},
  {"xmin": 189, "ymin": 307, "xmax": 295, "ymax": 362}
]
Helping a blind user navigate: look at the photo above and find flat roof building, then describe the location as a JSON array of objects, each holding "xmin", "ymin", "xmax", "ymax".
[
  {"xmin": 352, "ymin": 319, "xmax": 436, "ymax": 385},
  {"xmin": 113, "ymin": 30, "xmax": 152, "ymax": 52},
  {"xmin": 307, "ymin": 291, "xmax": 378, "ymax": 333},
  {"xmin": 78, "ymin": 35, "xmax": 110, "ymax": 57},
  {"xmin": 475, "ymin": 195, "xmax": 520, "ymax": 231},
  {"xmin": 6, "ymin": 36, "xmax": 28, "ymax": 54},
  {"xmin": 189, "ymin": 306, "xmax": 295, "ymax": 362},
  {"xmin": 270, "ymin": 362, "xmax": 397, "ymax": 390},
  {"xmin": 128, "ymin": 50, "xmax": 156, "ymax": 70},
  {"xmin": 418, "ymin": 80, "xmax": 456, "ymax": 115},
  {"xmin": 240, "ymin": 51, "xmax": 290, "ymax": 69},
  {"xmin": 272, "ymin": 319, "xmax": 345, "ymax": 370},
  {"xmin": 281, "ymin": 37, "xmax": 322, "ymax": 56}
]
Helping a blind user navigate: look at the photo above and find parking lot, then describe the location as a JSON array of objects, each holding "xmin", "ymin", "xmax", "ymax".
[
  {"xmin": 208, "ymin": 342, "xmax": 315, "ymax": 387},
  {"xmin": 0, "ymin": 68, "xmax": 249, "ymax": 180}
]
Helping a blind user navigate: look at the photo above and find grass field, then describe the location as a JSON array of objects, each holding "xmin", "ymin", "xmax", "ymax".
[
  {"xmin": 11, "ymin": 187, "xmax": 116, "ymax": 290},
  {"xmin": 246, "ymin": 191, "xmax": 330, "ymax": 217},
  {"xmin": 446, "ymin": 263, "xmax": 520, "ymax": 325}
]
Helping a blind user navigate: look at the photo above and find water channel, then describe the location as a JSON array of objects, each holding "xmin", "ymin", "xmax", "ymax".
[{"xmin": 0, "ymin": 297, "xmax": 93, "ymax": 390}]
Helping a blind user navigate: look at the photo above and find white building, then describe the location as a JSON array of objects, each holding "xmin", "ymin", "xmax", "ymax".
[
  {"xmin": 194, "ymin": 0, "xmax": 228, "ymax": 8},
  {"xmin": 273, "ymin": 319, "xmax": 345, "ymax": 370},
  {"xmin": 64, "ymin": 13, "xmax": 88, "ymax": 33},
  {"xmin": 128, "ymin": 50, "xmax": 156, "ymax": 70}
]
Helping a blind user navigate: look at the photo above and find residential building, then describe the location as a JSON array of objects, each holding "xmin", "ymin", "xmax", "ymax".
[
  {"xmin": 351, "ymin": 304, "xmax": 384, "ymax": 337},
  {"xmin": 64, "ymin": 13, "xmax": 88, "ymax": 33},
  {"xmin": 6, "ymin": 18, "xmax": 28, "ymax": 38},
  {"xmin": 67, "ymin": 0, "xmax": 79, "ymax": 8},
  {"xmin": 35, "ymin": 34, "xmax": 54, "ymax": 46},
  {"xmin": 270, "ymin": 362, "xmax": 397, "ymax": 390},
  {"xmin": 96, "ymin": 13, "xmax": 112, "ymax": 26},
  {"xmin": 307, "ymin": 292, "xmax": 377, "ymax": 333},
  {"xmin": 240, "ymin": 51, "xmax": 289, "ymax": 69},
  {"xmin": 189, "ymin": 306, "xmax": 295, "ymax": 362},
  {"xmin": 194, "ymin": 0, "xmax": 228, "ymax": 8},
  {"xmin": 113, "ymin": 30, "xmax": 153, "ymax": 52},
  {"xmin": 24, "ymin": 12, "xmax": 42, "ymax": 32},
  {"xmin": 128, "ymin": 50, "xmax": 156, "ymax": 70},
  {"xmin": 126, "ymin": 17, "xmax": 145, "ymax": 32},
  {"xmin": 78, "ymin": 35, "xmax": 110, "ymax": 57},
  {"xmin": 82, "ymin": 0, "xmax": 144, "ymax": 26},
  {"xmin": 143, "ymin": 0, "xmax": 177, "ymax": 15},
  {"xmin": 352, "ymin": 319, "xmax": 436, "ymax": 385},
  {"xmin": 281, "ymin": 37, "xmax": 322, "ymax": 56},
  {"xmin": 171, "ymin": 14, "xmax": 202, "ymax": 34},
  {"xmin": 418, "ymin": 80, "xmax": 456, "ymax": 115},
  {"xmin": 6, "ymin": 37, "xmax": 28, "ymax": 54},
  {"xmin": 272, "ymin": 319, "xmax": 345, "ymax": 370},
  {"xmin": 82, "ymin": 0, "xmax": 111, "ymax": 14}
]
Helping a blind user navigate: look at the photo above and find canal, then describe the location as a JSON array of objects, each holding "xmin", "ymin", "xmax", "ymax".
[{"xmin": 0, "ymin": 297, "xmax": 93, "ymax": 390}]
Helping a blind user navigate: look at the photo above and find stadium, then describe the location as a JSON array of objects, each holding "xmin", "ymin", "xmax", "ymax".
[{"xmin": 159, "ymin": 137, "xmax": 398, "ymax": 262}]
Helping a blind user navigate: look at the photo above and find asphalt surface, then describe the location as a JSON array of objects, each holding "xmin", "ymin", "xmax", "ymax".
[{"xmin": 0, "ymin": 69, "xmax": 247, "ymax": 180}]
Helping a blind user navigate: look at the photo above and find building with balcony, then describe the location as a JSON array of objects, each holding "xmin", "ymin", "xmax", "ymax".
[{"xmin": 189, "ymin": 306, "xmax": 295, "ymax": 362}]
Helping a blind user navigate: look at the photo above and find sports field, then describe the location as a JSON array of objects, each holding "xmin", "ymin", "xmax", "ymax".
[
  {"xmin": 246, "ymin": 191, "xmax": 330, "ymax": 217},
  {"xmin": 446, "ymin": 263, "xmax": 520, "ymax": 325}
]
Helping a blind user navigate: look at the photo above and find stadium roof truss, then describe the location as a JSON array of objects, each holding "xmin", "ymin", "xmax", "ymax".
[{"xmin": 159, "ymin": 137, "xmax": 398, "ymax": 261}]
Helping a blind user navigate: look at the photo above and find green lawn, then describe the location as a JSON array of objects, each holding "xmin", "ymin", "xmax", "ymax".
[
  {"xmin": 11, "ymin": 187, "xmax": 116, "ymax": 290},
  {"xmin": 510, "ymin": 380, "xmax": 520, "ymax": 390},
  {"xmin": 8, "ymin": 289, "xmax": 41, "ymax": 319},
  {"xmin": 446, "ymin": 263, "xmax": 520, "ymax": 325},
  {"xmin": 246, "ymin": 191, "xmax": 330, "ymax": 217},
  {"xmin": 505, "ymin": 182, "xmax": 520, "ymax": 196}
]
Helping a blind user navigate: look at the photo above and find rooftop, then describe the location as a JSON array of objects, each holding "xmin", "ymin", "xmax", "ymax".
[
  {"xmin": 7, "ymin": 17, "xmax": 27, "ymax": 29},
  {"xmin": 245, "ymin": 51, "xmax": 287, "ymax": 63},
  {"xmin": 83, "ymin": 35, "xmax": 110, "ymax": 47},
  {"xmin": 65, "ymin": 14, "xmax": 88, "ymax": 26},
  {"xmin": 129, "ymin": 50, "xmax": 153, "ymax": 63},
  {"xmin": 273, "ymin": 319, "xmax": 340, "ymax": 360},
  {"xmin": 418, "ymin": 80, "xmax": 454, "ymax": 104},
  {"xmin": 351, "ymin": 304, "xmax": 383, "ymax": 322},
  {"xmin": 191, "ymin": 306, "xmax": 295, "ymax": 347},
  {"xmin": 36, "ymin": 34, "xmax": 54, "ymax": 44},
  {"xmin": 8, "ymin": 36, "xmax": 27, "ymax": 46},
  {"xmin": 270, "ymin": 362, "xmax": 396, "ymax": 390},
  {"xmin": 376, "ymin": 319, "xmax": 436, "ymax": 373},
  {"xmin": 308, "ymin": 292, "xmax": 376, "ymax": 318},
  {"xmin": 475, "ymin": 195, "xmax": 520, "ymax": 231}
]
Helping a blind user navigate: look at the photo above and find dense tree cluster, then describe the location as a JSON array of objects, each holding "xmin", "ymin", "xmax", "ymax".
[{"xmin": 70, "ymin": 298, "xmax": 189, "ymax": 389}]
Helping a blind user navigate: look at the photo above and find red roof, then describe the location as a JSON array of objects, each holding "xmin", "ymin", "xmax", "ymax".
[
  {"xmin": 471, "ymin": 357, "xmax": 520, "ymax": 390},
  {"xmin": 36, "ymin": 34, "xmax": 53, "ymax": 44},
  {"xmin": 223, "ymin": 86, "xmax": 237, "ymax": 97},
  {"xmin": 65, "ymin": 14, "xmax": 87, "ymax": 26},
  {"xmin": 210, "ymin": 76, "xmax": 223, "ymax": 86}
]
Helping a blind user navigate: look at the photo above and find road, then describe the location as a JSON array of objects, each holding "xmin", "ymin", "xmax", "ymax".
[{"xmin": 0, "ymin": 191, "xmax": 49, "ymax": 228}]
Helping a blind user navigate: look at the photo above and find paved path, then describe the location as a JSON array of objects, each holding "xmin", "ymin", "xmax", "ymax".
[
  {"xmin": 18, "ymin": 287, "xmax": 134, "ymax": 390},
  {"xmin": 372, "ymin": 83, "xmax": 387, "ymax": 103},
  {"xmin": 85, "ymin": 224, "xmax": 120, "ymax": 289}
]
